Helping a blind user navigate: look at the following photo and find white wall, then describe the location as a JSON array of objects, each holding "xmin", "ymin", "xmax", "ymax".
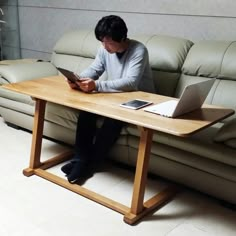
[{"xmin": 18, "ymin": 0, "xmax": 236, "ymax": 60}]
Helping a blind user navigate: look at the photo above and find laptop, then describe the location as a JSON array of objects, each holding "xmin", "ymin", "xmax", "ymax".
[{"xmin": 144, "ymin": 79, "xmax": 215, "ymax": 118}]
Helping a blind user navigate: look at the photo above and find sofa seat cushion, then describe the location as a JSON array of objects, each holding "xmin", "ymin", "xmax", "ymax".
[
  {"xmin": 45, "ymin": 103, "xmax": 79, "ymax": 130},
  {"xmin": 45, "ymin": 102, "xmax": 129, "ymax": 137},
  {"xmin": 127, "ymin": 135, "xmax": 236, "ymax": 182},
  {"xmin": 0, "ymin": 97, "xmax": 34, "ymax": 116},
  {"xmin": 0, "ymin": 87, "xmax": 34, "ymax": 106},
  {"xmin": 0, "ymin": 87, "xmax": 35, "ymax": 115},
  {"xmin": 126, "ymin": 124, "xmax": 236, "ymax": 167}
]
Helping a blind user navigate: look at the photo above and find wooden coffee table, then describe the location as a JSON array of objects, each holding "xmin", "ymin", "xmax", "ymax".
[{"xmin": 3, "ymin": 76, "xmax": 234, "ymax": 224}]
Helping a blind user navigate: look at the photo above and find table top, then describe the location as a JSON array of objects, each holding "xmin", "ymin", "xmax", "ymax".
[{"xmin": 3, "ymin": 76, "xmax": 234, "ymax": 137}]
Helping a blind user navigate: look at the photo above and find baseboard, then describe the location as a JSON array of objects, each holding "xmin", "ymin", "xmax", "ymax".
[{"xmin": 6, "ymin": 122, "xmax": 21, "ymax": 130}]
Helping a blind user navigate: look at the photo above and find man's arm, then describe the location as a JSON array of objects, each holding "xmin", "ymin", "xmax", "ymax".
[
  {"xmin": 79, "ymin": 47, "xmax": 105, "ymax": 80},
  {"xmin": 67, "ymin": 47, "xmax": 105, "ymax": 92}
]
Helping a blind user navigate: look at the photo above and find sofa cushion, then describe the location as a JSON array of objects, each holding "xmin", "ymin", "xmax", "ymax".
[
  {"xmin": 126, "ymin": 123, "xmax": 236, "ymax": 166},
  {"xmin": 214, "ymin": 118, "xmax": 236, "ymax": 148},
  {"xmin": 53, "ymin": 30, "xmax": 100, "ymax": 58},
  {"xmin": 180, "ymin": 40, "xmax": 236, "ymax": 120},
  {"xmin": 127, "ymin": 135, "xmax": 236, "ymax": 182},
  {"xmin": 0, "ymin": 87, "xmax": 35, "ymax": 106},
  {"xmin": 144, "ymin": 35, "xmax": 193, "ymax": 71},
  {"xmin": 45, "ymin": 103, "xmax": 79, "ymax": 130},
  {"xmin": 137, "ymin": 34, "xmax": 193, "ymax": 97},
  {"xmin": 219, "ymin": 41, "xmax": 236, "ymax": 80},
  {"xmin": 0, "ymin": 62, "xmax": 58, "ymax": 83},
  {"xmin": 224, "ymin": 139, "xmax": 236, "ymax": 148},
  {"xmin": 182, "ymin": 41, "xmax": 234, "ymax": 78}
]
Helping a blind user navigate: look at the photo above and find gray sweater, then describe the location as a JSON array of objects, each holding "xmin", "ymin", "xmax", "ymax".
[{"xmin": 80, "ymin": 39, "xmax": 155, "ymax": 93}]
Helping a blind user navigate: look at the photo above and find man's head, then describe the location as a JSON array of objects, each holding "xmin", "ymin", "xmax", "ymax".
[{"xmin": 95, "ymin": 15, "xmax": 128, "ymax": 53}]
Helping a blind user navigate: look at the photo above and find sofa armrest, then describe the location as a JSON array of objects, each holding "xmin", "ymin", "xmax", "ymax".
[{"xmin": 0, "ymin": 62, "xmax": 58, "ymax": 83}]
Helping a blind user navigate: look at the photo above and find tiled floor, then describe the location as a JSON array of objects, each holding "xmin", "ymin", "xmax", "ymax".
[{"xmin": 0, "ymin": 117, "xmax": 236, "ymax": 236}]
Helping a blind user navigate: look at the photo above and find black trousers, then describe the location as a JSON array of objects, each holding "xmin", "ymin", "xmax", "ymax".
[{"xmin": 73, "ymin": 111, "xmax": 124, "ymax": 163}]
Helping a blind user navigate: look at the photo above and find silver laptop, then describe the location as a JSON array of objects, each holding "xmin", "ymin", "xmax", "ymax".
[{"xmin": 144, "ymin": 79, "xmax": 215, "ymax": 118}]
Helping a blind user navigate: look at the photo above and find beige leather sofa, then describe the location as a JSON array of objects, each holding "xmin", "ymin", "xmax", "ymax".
[{"xmin": 0, "ymin": 30, "xmax": 236, "ymax": 206}]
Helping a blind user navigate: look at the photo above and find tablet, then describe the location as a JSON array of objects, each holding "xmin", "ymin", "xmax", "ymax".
[
  {"xmin": 120, "ymin": 99, "xmax": 153, "ymax": 110},
  {"xmin": 57, "ymin": 67, "xmax": 81, "ymax": 83}
]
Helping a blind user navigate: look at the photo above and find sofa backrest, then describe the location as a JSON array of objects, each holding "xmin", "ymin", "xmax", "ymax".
[
  {"xmin": 180, "ymin": 40, "xmax": 236, "ymax": 120},
  {"xmin": 51, "ymin": 30, "xmax": 235, "ymax": 120},
  {"xmin": 51, "ymin": 30, "xmax": 99, "ymax": 72},
  {"xmin": 134, "ymin": 34, "xmax": 193, "ymax": 97},
  {"xmin": 51, "ymin": 30, "xmax": 193, "ymax": 97}
]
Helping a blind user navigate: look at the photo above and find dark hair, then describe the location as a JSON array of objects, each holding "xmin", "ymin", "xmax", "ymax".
[{"xmin": 95, "ymin": 15, "xmax": 128, "ymax": 42}]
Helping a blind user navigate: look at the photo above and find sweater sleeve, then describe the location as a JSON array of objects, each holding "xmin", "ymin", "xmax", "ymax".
[{"xmin": 79, "ymin": 47, "xmax": 105, "ymax": 79}]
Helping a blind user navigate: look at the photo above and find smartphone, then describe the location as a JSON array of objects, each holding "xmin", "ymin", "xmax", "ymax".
[
  {"xmin": 57, "ymin": 67, "xmax": 81, "ymax": 83},
  {"xmin": 120, "ymin": 99, "xmax": 153, "ymax": 110}
]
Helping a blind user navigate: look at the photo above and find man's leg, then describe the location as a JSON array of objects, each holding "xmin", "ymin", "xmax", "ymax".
[
  {"xmin": 74, "ymin": 111, "xmax": 98, "ymax": 160},
  {"xmin": 62, "ymin": 111, "xmax": 98, "ymax": 182},
  {"xmin": 91, "ymin": 117, "xmax": 124, "ymax": 169}
]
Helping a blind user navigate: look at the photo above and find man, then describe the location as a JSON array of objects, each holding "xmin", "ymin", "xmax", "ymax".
[{"xmin": 61, "ymin": 15, "xmax": 155, "ymax": 183}]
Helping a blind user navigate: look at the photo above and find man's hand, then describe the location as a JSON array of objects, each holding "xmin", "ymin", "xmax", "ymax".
[
  {"xmin": 66, "ymin": 78, "xmax": 96, "ymax": 92},
  {"xmin": 78, "ymin": 78, "xmax": 96, "ymax": 92},
  {"xmin": 66, "ymin": 79, "xmax": 80, "ymax": 90}
]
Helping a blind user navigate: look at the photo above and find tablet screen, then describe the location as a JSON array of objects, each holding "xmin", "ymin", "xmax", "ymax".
[{"xmin": 57, "ymin": 67, "xmax": 80, "ymax": 83}]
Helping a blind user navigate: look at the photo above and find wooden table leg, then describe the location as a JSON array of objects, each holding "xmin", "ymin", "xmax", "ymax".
[
  {"xmin": 23, "ymin": 99, "xmax": 46, "ymax": 176},
  {"xmin": 124, "ymin": 127, "xmax": 179, "ymax": 224},
  {"xmin": 131, "ymin": 127, "xmax": 153, "ymax": 214},
  {"xmin": 124, "ymin": 127, "xmax": 153, "ymax": 223}
]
